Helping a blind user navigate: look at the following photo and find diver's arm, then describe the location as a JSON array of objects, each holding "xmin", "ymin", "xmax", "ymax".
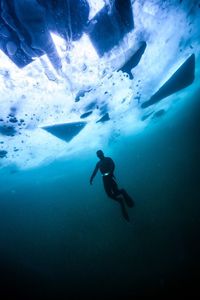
[{"xmin": 90, "ymin": 163, "xmax": 99, "ymax": 185}]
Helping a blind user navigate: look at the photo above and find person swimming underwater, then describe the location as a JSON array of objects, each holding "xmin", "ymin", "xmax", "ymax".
[{"xmin": 90, "ymin": 150, "xmax": 134, "ymax": 221}]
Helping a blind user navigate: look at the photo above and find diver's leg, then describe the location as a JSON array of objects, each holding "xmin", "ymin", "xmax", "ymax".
[
  {"xmin": 110, "ymin": 178, "xmax": 122, "ymax": 198},
  {"xmin": 121, "ymin": 189, "xmax": 135, "ymax": 207},
  {"xmin": 118, "ymin": 197, "xmax": 130, "ymax": 222},
  {"xmin": 111, "ymin": 178, "xmax": 134, "ymax": 207},
  {"xmin": 110, "ymin": 178, "xmax": 130, "ymax": 221},
  {"xmin": 103, "ymin": 177, "xmax": 129, "ymax": 221},
  {"xmin": 103, "ymin": 177, "xmax": 118, "ymax": 200}
]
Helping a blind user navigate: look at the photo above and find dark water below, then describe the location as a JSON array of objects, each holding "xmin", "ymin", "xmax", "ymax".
[{"xmin": 0, "ymin": 91, "xmax": 200, "ymax": 299}]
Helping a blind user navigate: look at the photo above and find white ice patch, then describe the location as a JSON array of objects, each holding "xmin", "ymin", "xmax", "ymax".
[{"xmin": 87, "ymin": 0, "xmax": 105, "ymax": 19}]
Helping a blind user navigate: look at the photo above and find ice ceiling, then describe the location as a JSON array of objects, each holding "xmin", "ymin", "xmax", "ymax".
[{"xmin": 0, "ymin": 0, "xmax": 199, "ymax": 169}]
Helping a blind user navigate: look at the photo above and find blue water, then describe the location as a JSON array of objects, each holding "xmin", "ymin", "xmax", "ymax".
[{"xmin": 0, "ymin": 90, "xmax": 200, "ymax": 299}]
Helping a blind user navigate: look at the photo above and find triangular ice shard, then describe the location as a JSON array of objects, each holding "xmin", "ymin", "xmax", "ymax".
[
  {"xmin": 42, "ymin": 122, "xmax": 87, "ymax": 142},
  {"xmin": 141, "ymin": 54, "xmax": 195, "ymax": 108},
  {"xmin": 96, "ymin": 113, "xmax": 110, "ymax": 123},
  {"xmin": 119, "ymin": 41, "xmax": 147, "ymax": 79}
]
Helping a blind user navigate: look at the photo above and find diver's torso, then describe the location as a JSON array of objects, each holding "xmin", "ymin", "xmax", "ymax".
[{"xmin": 98, "ymin": 157, "xmax": 114, "ymax": 174}]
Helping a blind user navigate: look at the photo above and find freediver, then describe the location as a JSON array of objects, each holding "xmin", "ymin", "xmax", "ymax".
[{"xmin": 90, "ymin": 150, "xmax": 134, "ymax": 221}]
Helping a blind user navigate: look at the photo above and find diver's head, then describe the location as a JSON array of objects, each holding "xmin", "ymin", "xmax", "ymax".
[{"xmin": 96, "ymin": 150, "xmax": 104, "ymax": 160}]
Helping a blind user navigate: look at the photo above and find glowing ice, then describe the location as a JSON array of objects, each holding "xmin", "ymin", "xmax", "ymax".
[{"xmin": 0, "ymin": 0, "xmax": 199, "ymax": 169}]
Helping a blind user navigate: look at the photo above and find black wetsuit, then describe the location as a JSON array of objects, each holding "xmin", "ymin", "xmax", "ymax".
[
  {"xmin": 97, "ymin": 157, "xmax": 123, "ymax": 200},
  {"xmin": 90, "ymin": 154, "xmax": 134, "ymax": 221}
]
